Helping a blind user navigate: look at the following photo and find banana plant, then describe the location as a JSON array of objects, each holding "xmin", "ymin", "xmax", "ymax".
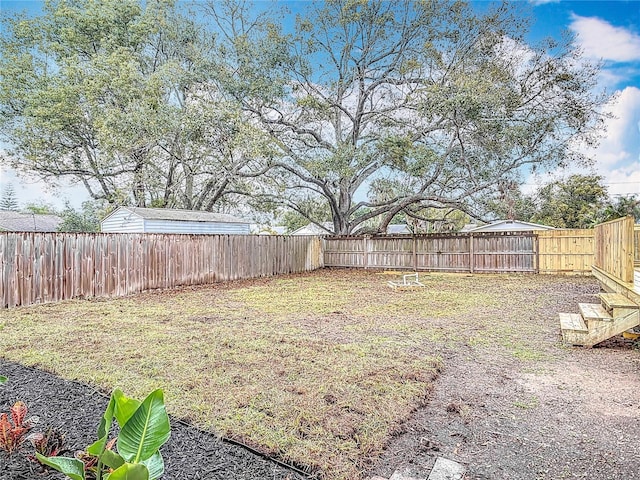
[{"xmin": 37, "ymin": 389, "xmax": 170, "ymax": 480}]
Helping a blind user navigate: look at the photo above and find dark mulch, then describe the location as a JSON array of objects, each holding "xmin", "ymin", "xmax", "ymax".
[{"xmin": 0, "ymin": 359, "xmax": 306, "ymax": 480}]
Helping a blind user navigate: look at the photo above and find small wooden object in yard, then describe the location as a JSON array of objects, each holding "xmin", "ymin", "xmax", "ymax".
[{"xmin": 387, "ymin": 273, "xmax": 425, "ymax": 290}]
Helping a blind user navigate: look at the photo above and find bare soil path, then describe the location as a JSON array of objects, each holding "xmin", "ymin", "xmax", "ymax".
[{"xmin": 369, "ymin": 285, "xmax": 640, "ymax": 480}]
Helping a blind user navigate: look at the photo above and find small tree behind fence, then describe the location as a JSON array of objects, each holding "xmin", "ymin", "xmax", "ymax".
[{"xmin": 0, "ymin": 232, "xmax": 324, "ymax": 308}]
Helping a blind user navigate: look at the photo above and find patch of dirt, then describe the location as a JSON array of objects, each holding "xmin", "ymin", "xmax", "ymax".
[
  {"xmin": 0, "ymin": 360, "xmax": 306, "ymax": 480},
  {"xmin": 368, "ymin": 278, "xmax": 640, "ymax": 480}
]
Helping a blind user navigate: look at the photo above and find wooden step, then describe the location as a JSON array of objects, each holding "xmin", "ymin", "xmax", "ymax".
[
  {"xmin": 579, "ymin": 303, "xmax": 612, "ymax": 322},
  {"xmin": 560, "ymin": 313, "xmax": 588, "ymax": 346},
  {"xmin": 559, "ymin": 313, "xmax": 587, "ymax": 332},
  {"xmin": 599, "ymin": 293, "xmax": 639, "ymax": 310}
]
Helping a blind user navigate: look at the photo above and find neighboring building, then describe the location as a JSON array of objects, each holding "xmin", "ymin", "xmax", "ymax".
[
  {"xmin": 0, "ymin": 212, "xmax": 62, "ymax": 232},
  {"xmin": 461, "ymin": 220, "xmax": 555, "ymax": 233},
  {"xmin": 101, "ymin": 207, "xmax": 251, "ymax": 235},
  {"xmin": 291, "ymin": 222, "xmax": 334, "ymax": 236},
  {"xmin": 291, "ymin": 222, "xmax": 411, "ymax": 235},
  {"xmin": 386, "ymin": 224, "xmax": 411, "ymax": 234}
]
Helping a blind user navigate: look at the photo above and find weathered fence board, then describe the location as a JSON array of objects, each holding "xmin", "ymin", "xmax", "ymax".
[
  {"xmin": 324, "ymin": 232, "xmax": 537, "ymax": 273},
  {"xmin": 0, "ymin": 233, "xmax": 324, "ymax": 308},
  {"xmin": 594, "ymin": 216, "xmax": 635, "ymax": 283},
  {"xmin": 537, "ymin": 229, "xmax": 594, "ymax": 275}
]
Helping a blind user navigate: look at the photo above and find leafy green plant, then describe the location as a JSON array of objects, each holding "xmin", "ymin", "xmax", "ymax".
[
  {"xmin": 0, "ymin": 401, "xmax": 38, "ymax": 454},
  {"xmin": 37, "ymin": 389, "xmax": 171, "ymax": 480},
  {"xmin": 0, "ymin": 375, "xmax": 6, "ymax": 385}
]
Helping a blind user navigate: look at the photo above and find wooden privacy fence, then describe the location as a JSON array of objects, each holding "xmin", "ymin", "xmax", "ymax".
[
  {"xmin": 594, "ymin": 216, "xmax": 635, "ymax": 283},
  {"xmin": 325, "ymin": 232, "xmax": 538, "ymax": 273},
  {"xmin": 324, "ymin": 229, "xmax": 597, "ymax": 275},
  {"xmin": 537, "ymin": 229, "xmax": 594, "ymax": 274},
  {"xmin": 0, "ymin": 233, "xmax": 324, "ymax": 308}
]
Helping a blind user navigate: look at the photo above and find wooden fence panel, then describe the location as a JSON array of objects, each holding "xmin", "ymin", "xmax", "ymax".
[
  {"xmin": 415, "ymin": 235, "xmax": 470, "ymax": 272},
  {"xmin": 537, "ymin": 229, "xmax": 594, "ymax": 275},
  {"xmin": 471, "ymin": 233, "xmax": 536, "ymax": 273},
  {"xmin": 594, "ymin": 216, "xmax": 635, "ymax": 283},
  {"xmin": 0, "ymin": 233, "xmax": 324, "ymax": 308},
  {"xmin": 324, "ymin": 232, "xmax": 536, "ymax": 273},
  {"xmin": 323, "ymin": 236, "xmax": 367, "ymax": 268},
  {"xmin": 367, "ymin": 237, "xmax": 413, "ymax": 269}
]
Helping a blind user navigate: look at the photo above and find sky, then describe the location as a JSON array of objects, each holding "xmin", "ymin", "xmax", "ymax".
[
  {"xmin": 0, "ymin": 0, "xmax": 639, "ymax": 211},
  {"xmin": 521, "ymin": 0, "xmax": 640, "ymax": 198}
]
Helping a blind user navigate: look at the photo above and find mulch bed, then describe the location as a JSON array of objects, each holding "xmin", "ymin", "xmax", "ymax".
[{"xmin": 0, "ymin": 359, "xmax": 307, "ymax": 480}]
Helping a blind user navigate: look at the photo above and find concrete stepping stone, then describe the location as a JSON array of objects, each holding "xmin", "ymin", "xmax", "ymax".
[
  {"xmin": 368, "ymin": 457, "xmax": 465, "ymax": 480},
  {"xmin": 427, "ymin": 457, "xmax": 465, "ymax": 480}
]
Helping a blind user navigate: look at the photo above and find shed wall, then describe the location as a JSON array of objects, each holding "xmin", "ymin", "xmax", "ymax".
[
  {"xmin": 143, "ymin": 219, "xmax": 250, "ymax": 235},
  {"xmin": 101, "ymin": 209, "xmax": 144, "ymax": 233}
]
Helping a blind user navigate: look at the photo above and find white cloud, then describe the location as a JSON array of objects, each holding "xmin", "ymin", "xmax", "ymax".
[
  {"xmin": 605, "ymin": 163, "xmax": 640, "ymax": 196},
  {"xmin": 591, "ymin": 86, "xmax": 640, "ymax": 169},
  {"xmin": 526, "ymin": 87, "xmax": 640, "ymax": 198},
  {"xmin": 529, "ymin": 0, "xmax": 559, "ymax": 5},
  {"xmin": 569, "ymin": 14, "xmax": 640, "ymax": 62}
]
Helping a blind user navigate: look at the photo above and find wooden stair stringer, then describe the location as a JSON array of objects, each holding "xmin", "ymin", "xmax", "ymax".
[{"xmin": 563, "ymin": 310, "xmax": 640, "ymax": 347}]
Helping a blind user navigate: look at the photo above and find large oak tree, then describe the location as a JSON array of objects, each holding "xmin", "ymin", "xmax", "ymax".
[{"xmin": 210, "ymin": 0, "xmax": 608, "ymax": 234}]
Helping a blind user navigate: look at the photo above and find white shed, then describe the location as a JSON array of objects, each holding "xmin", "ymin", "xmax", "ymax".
[{"xmin": 101, "ymin": 207, "xmax": 251, "ymax": 235}]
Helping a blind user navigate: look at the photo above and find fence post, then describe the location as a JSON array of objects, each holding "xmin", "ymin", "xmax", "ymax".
[
  {"xmin": 534, "ymin": 233, "xmax": 539, "ymax": 274},
  {"xmin": 412, "ymin": 235, "xmax": 417, "ymax": 271},
  {"xmin": 469, "ymin": 234, "xmax": 474, "ymax": 274},
  {"xmin": 363, "ymin": 236, "xmax": 369, "ymax": 269}
]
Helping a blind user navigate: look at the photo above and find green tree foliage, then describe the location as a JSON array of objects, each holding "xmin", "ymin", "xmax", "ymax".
[
  {"xmin": 23, "ymin": 201, "xmax": 57, "ymax": 215},
  {"xmin": 0, "ymin": 184, "xmax": 19, "ymax": 211},
  {"xmin": 0, "ymin": 0, "xmax": 255, "ymax": 211},
  {"xmin": 480, "ymin": 180, "xmax": 537, "ymax": 223},
  {"xmin": 209, "ymin": 0, "xmax": 608, "ymax": 234},
  {"xmin": 57, "ymin": 200, "xmax": 109, "ymax": 232},
  {"xmin": 600, "ymin": 195, "xmax": 640, "ymax": 223},
  {"xmin": 531, "ymin": 175, "xmax": 609, "ymax": 228},
  {"xmin": 1, "ymin": 1, "xmax": 609, "ymax": 229}
]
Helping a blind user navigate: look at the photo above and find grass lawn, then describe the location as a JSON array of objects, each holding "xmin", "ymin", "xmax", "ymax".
[{"xmin": 0, "ymin": 269, "xmax": 588, "ymax": 479}]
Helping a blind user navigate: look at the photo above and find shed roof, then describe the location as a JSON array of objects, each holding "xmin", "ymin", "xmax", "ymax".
[
  {"xmin": 386, "ymin": 224, "xmax": 411, "ymax": 234},
  {"xmin": 290, "ymin": 222, "xmax": 334, "ymax": 235},
  {"xmin": 106, "ymin": 207, "xmax": 249, "ymax": 224},
  {"xmin": 0, "ymin": 212, "xmax": 62, "ymax": 232},
  {"xmin": 464, "ymin": 220, "xmax": 554, "ymax": 232}
]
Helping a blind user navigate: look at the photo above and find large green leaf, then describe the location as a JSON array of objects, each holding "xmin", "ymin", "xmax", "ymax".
[
  {"xmin": 107, "ymin": 463, "xmax": 149, "ymax": 480},
  {"xmin": 140, "ymin": 451, "xmax": 164, "ymax": 480},
  {"xmin": 113, "ymin": 389, "xmax": 142, "ymax": 427},
  {"xmin": 100, "ymin": 449, "xmax": 125, "ymax": 470},
  {"xmin": 35, "ymin": 453, "xmax": 85, "ymax": 480},
  {"xmin": 87, "ymin": 393, "xmax": 116, "ymax": 456},
  {"xmin": 117, "ymin": 389, "xmax": 170, "ymax": 463}
]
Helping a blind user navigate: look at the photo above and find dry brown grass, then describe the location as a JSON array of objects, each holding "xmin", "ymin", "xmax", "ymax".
[{"xmin": 0, "ymin": 269, "xmax": 588, "ymax": 479}]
